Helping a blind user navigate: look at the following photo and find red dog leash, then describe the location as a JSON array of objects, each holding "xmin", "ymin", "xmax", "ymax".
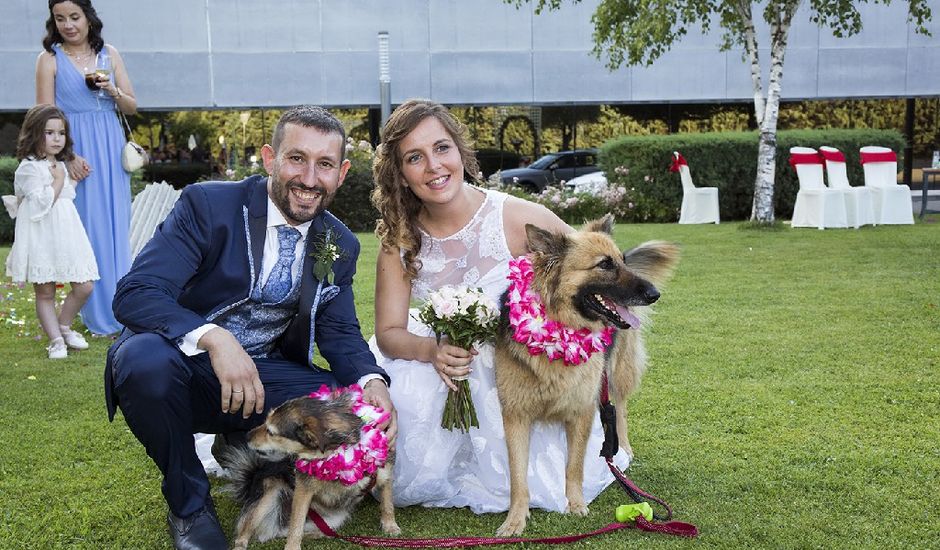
[
  {"xmin": 302, "ymin": 371, "xmax": 698, "ymax": 546},
  {"xmin": 598, "ymin": 371, "xmax": 682, "ymax": 522},
  {"xmin": 306, "ymin": 508, "xmax": 696, "ymax": 547}
]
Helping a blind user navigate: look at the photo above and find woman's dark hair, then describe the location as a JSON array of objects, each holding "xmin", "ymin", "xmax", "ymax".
[
  {"xmin": 16, "ymin": 104, "xmax": 75, "ymax": 162},
  {"xmin": 42, "ymin": 0, "xmax": 105, "ymax": 54}
]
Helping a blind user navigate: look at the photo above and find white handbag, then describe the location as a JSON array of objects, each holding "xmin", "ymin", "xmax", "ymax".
[{"xmin": 118, "ymin": 111, "xmax": 149, "ymax": 172}]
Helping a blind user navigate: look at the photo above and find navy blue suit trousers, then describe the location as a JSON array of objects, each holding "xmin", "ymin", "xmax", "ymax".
[{"xmin": 109, "ymin": 331, "xmax": 338, "ymax": 517}]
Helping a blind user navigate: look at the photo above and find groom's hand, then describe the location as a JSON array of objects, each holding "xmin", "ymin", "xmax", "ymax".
[
  {"xmin": 363, "ymin": 379, "xmax": 397, "ymax": 445},
  {"xmin": 200, "ymin": 327, "xmax": 265, "ymax": 418}
]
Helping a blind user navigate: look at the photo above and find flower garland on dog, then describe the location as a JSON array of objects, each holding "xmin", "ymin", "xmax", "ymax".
[
  {"xmin": 294, "ymin": 385, "xmax": 390, "ymax": 485},
  {"xmin": 507, "ymin": 255, "xmax": 615, "ymax": 366}
]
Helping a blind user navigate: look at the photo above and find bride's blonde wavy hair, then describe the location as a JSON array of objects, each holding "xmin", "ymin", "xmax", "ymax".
[{"xmin": 371, "ymin": 99, "xmax": 480, "ymax": 280}]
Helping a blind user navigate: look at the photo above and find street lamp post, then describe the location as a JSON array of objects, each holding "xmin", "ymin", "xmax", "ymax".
[
  {"xmin": 239, "ymin": 111, "xmax": 251, "ymax": 165},
  {"xmin": 378, "ymin": 31, "xmax": 391, "ymax": 127}
]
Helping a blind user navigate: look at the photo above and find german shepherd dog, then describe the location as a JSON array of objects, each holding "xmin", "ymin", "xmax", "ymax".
[
  {"xmin": 494, "ymin": 214, "xmax": 679, "ymax": 536},
  {"xmin": 226, "ymin": 393, "xmax": 400, "ymax": 550}
]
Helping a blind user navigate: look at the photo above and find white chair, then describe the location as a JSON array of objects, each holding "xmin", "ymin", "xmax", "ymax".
[
  {"xmin": 819, "ymin": 146, "xmax": 875, "ymax": 228},
  {"xmin": 859, "ymin": 146, "xmax": 914, "ymax": 225},
  {"xmin": 789, "ymin": 146, "xmax": 848, "ymax": 229},
  {"xmin": 670, "ymin": 152, "xmax": 719, "ymax": 224},
  {"xmin": 129, "ymin": 181, "xmax": 182, "ymax": 259}
]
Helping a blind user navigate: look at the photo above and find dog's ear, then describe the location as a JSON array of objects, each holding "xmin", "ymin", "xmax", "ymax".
[
  {"xmin": 295, "ymin": 416, "xmax": 325, "ymax": 451},
  {"xmin": 622, "ymin": 241, "xmax": 680, "ymax": 286},
  {"xmin": 582, "ymin": 213, "xmax": 614, "ymax": 235},
  {"xmin": 525, "ymin": 223, "xmax": 567, "ymax": 257}
]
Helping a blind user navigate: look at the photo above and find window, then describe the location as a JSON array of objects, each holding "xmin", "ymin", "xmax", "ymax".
[{"xmin": 578, "ymin": 154, "xmax": 596, "ymax": 167}]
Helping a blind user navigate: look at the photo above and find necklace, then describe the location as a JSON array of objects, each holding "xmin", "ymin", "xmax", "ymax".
[
  {"xmin": 506, "ymin": 255, "xmax": 615, "ymax": 366},
  {"xmin": 62, "ymin": 45, "xmax": 93, "ymax": 62},
  {"xmin": 293, "ymin": 384, "xmax": 390, "ymax": 485}
]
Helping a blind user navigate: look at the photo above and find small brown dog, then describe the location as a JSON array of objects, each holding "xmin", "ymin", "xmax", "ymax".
[
  {"xmin": 227, "ymin": 390, "xmax": 400, "ymax": 550},
  {"xmin": 493, "ymin": 214, "xmax": 678, "ymax": 536}
]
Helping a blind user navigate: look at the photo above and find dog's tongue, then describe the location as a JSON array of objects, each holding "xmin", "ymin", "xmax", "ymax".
[{"xmin": 617, "ymin": 305, "xmax": 641, "ymax": 329}]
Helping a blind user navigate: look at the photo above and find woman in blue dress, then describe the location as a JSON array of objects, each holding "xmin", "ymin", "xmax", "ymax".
[{"xmin": 36, "ymin": 0, "xmax": 136, "ymax": 335}]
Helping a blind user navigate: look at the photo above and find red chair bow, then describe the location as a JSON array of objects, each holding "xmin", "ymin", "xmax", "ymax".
[
  {"xmin": 669, "ymin": 153, "xmax": 687, "ymax": 173},
  {"xmin": 860, "ymin": 150, "xmax": 897, "ymax": 164},
  {"xmin": 819, "ymin": 149, "xmax": 846, "ymax": 163},
  {"xmin": 789, "ymin": 152, "xmax": 823, "ymax": 168}
]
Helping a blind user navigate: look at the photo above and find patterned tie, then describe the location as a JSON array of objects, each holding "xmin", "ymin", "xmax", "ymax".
[{"xmin": 261, "ymin": 225, "xmax": 302, "ymax": 303}]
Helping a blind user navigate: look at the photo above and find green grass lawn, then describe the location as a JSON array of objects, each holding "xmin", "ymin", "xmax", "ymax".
[{"xmin": 1, "ymin": 220, "xmax": 938, "ymax": 549}]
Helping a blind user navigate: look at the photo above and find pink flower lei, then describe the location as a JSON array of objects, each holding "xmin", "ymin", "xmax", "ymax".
[
  {"xmin": 507, "ymin": 255, "xmax": 615, "ymax": 366},
  {"xmin": 294, "ymin": 384, "xmax": 390, "ymax": 485}
]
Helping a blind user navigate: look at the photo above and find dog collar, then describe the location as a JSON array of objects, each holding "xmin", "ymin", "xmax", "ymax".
[
  {"xmin": 294, "ymin": 384, "xmax": 390, "ymax": 485},
  {"xmin": 506, "ymin": 255, "xmax": 615, "ymax": 366}
]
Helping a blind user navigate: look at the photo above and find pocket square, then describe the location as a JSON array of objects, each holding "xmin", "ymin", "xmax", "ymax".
[{"xmin": 319, "ymin": 283, "xmax": 340, "ymax": 305}]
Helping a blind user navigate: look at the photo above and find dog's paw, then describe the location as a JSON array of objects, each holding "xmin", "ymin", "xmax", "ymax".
[
  {"xmin": 496, "ymin": 511, "xmax": 529, "ymax": 537},
  {"xmin": 381, "ymin": 520, "xmax": 402, "ymax": 536},
  {"xmin": 566, "ymin": 501, "xmax": 589, "ymax": 516}
]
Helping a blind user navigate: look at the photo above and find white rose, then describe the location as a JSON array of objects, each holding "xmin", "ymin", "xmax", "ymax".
[{"xmin": 430, "ymin": 286, "xmax": 460, "ymax": 319}]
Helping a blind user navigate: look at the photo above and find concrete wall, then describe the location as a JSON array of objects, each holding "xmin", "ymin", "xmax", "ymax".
[{"xmin": 1, "ymin": 0, "xmax": 938, "ymax": 110}]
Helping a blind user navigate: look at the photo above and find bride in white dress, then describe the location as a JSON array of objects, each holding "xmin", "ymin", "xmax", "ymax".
[{"xmin": 370, "ymin": 99, "xmax": 629, "ymax": 514}]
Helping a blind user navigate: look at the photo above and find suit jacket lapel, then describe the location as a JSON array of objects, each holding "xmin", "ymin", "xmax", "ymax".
[
  {"xmin": 298, "ymin": 213, "xmax": 327, "ymax": 309},
  {"xmin": 247, "ymin": 177, "xmax": 268, "ymax": 284}
]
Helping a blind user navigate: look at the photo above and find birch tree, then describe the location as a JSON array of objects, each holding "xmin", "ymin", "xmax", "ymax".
[{"xmin": 510, "ymin": 0, "xmax": 932, "ymax": 223}]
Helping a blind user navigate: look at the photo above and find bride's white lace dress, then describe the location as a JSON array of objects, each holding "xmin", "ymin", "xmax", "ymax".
[{"xmin": 369, "ymin": 189, "xmax": 629, "ymax": 513}]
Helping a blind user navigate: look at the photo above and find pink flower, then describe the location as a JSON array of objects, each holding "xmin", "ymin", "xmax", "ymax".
[
  {"xmin": 295, "ymin": 385, "xmax": 390, "ymax": 485},
  {"xmin": 505, "ymin": 255, "xmax": 615, "ymax": 367}
]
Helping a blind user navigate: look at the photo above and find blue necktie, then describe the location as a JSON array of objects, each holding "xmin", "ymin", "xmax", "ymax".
[{"xmin": 261, "ymin": 225, "xmax": 302, "ymax": 303}]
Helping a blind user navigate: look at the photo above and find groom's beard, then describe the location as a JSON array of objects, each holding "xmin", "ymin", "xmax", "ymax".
[{"xmin": 269, "ymin": 173, "xmax": 336, "ymax": 225}]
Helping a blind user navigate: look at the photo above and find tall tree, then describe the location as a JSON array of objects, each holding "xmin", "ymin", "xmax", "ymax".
[{"xmin": 510, "ymin": 0, "xmax": 932, "ymax": 222}]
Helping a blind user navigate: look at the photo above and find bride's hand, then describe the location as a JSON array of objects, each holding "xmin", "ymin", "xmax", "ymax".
[{"xmin": 431, "ymin": 340, "xmax": 476, "ymax": 391}]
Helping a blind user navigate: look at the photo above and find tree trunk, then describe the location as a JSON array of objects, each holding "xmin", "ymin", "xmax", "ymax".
[
  {"xmin": 736, "ymin": 2, "xmax": 765, "ymax": 126},
  {"xmin": 749, "ymin": 3, "xmax": 797, "ymax": 223},
  {"xmin": 752, "ymin": 129, "xmax": 777, "ymax": 222}
]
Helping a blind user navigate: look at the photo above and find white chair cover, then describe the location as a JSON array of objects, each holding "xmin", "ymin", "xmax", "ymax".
[
  {"xmin": 819, "ymin": 146, "xmax": 875, "ymax": 228},
  {"xmin": 129, "ymin": 181, "xmax": 183, "ymax": 259},
  {"xmin": 859, "ymin": 146, "xmax": 914, "ymax": 225},
  {"xmin": 790, "ymin": 146, "xmax": 848, "ymax": 229},
  {"xmin": 672, "ymin": 152, "xmax": 719, "ymax": 224}
]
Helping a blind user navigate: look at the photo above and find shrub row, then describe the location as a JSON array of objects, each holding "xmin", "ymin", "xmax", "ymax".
[
  {"xmin": 0, "ymin": 128, "xmax": 907, "ymax": 243},
  {"xmin": 143, "ymin": 162, "xmax": 213, "ymax": 189},
  {"xmin": 598, "ymin": 128, "xmax": 906, "ymax": 222},
  {"xmin": 0, "ymin": 156, "xmax": 17, "ymax": 244}
]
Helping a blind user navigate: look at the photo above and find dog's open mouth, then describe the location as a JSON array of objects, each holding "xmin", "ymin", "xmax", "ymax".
[{"xmin": 585, "ymin": 293, "xmax": 641, "ymax": 329}]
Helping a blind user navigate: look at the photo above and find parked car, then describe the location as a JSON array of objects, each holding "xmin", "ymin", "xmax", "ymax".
[
  {"xmin": 499, "ymin": 149, "xmax": 599, "ymax": 193},
  {"xmin": 564, "ymin": 171, "xmax": 607, "ymax": 194}
]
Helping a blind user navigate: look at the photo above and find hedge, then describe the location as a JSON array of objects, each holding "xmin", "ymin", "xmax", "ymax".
[
  {"xmin": 598, "ymin": 128, "xmax": 907, "ymax": 222},
  {"xmin": 143, "ymin": 162, "xmax": 213, "ymax": 189},
  {"xmin": 0, "ymin": 156, "xmax": 17, "ymax": 244},
  {"xmin": 0, "ymin": 128, "xmax": 908, "ymax": 243},
  {"xmin": 327, "ymin": 150, "xmax": 379, "ymax": 234}
]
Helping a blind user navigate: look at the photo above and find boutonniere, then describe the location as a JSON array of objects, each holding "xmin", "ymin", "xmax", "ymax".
[{"xmin": 310, "ymin": 228, "xmax": 346, "ymax": 284}]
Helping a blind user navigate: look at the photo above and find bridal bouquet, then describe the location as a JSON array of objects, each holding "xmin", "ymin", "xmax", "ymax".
[{"xmin": 417, "ymin": 285, "xmax": 500, "ymax": 432}]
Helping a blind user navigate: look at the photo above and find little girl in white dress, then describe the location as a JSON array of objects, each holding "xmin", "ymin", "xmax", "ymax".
[{"xmin": 4, "ymin": 104, "xmax": 98, "ymax": 359}]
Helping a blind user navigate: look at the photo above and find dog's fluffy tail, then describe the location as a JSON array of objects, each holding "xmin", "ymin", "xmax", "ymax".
[{"xmin": 223, "ymin": 444, "xmax": 295, "ymax": 505}]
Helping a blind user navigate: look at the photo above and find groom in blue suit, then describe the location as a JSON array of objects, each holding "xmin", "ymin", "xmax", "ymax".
[{"xmin": 106, "ymin": 105, "xmax": 394, "ymax": 550}]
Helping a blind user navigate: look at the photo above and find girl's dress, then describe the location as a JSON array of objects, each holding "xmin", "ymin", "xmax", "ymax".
[
  {"xmin": 5, "ymin": 158, "xmax": 99, "ymax": 284},
  {"xmin": 368, "ymin": 189, "xmax": 630, "ymax": 513},
  {"xmin": 53, "ymin": 44, "xmax": 131, "ymax": 334}
]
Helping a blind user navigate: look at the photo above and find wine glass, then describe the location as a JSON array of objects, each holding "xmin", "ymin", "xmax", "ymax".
[
  {"xmin": 93, "ymin": 51, "xmax": 112, "ymax": 99},
  {"xmin": 83, "ymin": 65, "xmax": 98, "ymax": 92}
]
